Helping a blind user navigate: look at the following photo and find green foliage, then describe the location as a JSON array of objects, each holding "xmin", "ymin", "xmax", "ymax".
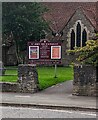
[
  {"xmin": 68, "ymin": 38, "xmax": 98, "ymax": 66},
  {"xmin": 2, "ymin": 2, "xmax": 49, "ymax": 63},
  {"xmin": 2, "ymin": 2, "xmax": 48, "ymax": 42}
]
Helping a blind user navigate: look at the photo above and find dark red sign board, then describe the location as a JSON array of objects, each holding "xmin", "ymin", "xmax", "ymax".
[{"xmin": 28, "ymin": 39, "xmax": 62, "ymax": 65}]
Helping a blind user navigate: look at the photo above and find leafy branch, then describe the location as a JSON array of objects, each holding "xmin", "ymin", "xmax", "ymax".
[{"xmin": 68, "ymin": 38, "xmax": 98, "ymax": 66}]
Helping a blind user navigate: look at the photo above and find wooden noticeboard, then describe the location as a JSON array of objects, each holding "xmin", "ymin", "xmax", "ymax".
[{"xmin": 28, "ymin": 39, "xmax": 62, "ymax": 65}]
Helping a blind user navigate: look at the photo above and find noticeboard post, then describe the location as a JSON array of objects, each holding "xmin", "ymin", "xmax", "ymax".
[{"xmin": 51, "ymin": 46, "xmax": 61, "ymax": 78}]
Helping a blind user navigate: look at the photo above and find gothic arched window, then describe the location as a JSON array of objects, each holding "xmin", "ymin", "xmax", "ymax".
[
  {"xmin": 69, "ymin": 21, "xmax": 88, "ymax": 50},
  {"xmin": 71, "ymin": 30, "xmax": 75, "ymax": 50},
  {"xmin": 82, "ymin": 29, "xmax": 87, "ymax": 47},
  {"xmin": 76, "ymin": 22, "xmax": 81, "ymax": 47}
]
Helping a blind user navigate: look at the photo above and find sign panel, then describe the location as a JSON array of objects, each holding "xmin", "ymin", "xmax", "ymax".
[
  {"xmin": 28, "ymin": 39, "xmax": 62, "ymax": 65},
  {"xmin": 29, "ymin": 46, "xmax": 39, "ymax": 59},
  {"xmin": 40, "ymin": 40, "xmax": 50, "ymax": 59},
  {"xmin": 51, "ymin": 46, "xmax": 61, "ymax": 59}
]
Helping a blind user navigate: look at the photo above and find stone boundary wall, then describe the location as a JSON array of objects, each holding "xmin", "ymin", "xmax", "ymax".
[
  {"xmin": 0, "ymin": 64, "xmax": 39, "ymax": 93},
  {"xmin": 0, "ymin": 82, "xmax": 19, "ymax": 92},
  {"xmin": 73, "ymin": 65, "xmax": 98, "ymax": 96}
]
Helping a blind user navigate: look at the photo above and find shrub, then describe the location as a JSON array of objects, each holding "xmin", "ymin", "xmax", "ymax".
[{"xmin": 68, "ymin": 34, "xmax": 98, "ymax": 66}]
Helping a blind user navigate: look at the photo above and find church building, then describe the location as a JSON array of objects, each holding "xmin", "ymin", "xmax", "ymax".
[
  {"xmin": 3, "ymin": 2, "xmax": 97, "ymax": 66},
  {"xmin": 42, "ymin": 2, "xmax": 97, "ymax": 65}
]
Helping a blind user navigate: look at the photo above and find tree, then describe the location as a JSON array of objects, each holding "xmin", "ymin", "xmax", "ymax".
[
  {"xmin": 2, "ymin": 2, "xmax": 49, "ymax": 63},
  {"xmin": 68, "ymin": 34, "xmax": 98, "ymax": 66}
]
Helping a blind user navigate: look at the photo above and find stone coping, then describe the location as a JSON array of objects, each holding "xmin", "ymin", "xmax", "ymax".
[{"xmin": 18, "ymin": 64, "xmax": 36, "ymax": 67}]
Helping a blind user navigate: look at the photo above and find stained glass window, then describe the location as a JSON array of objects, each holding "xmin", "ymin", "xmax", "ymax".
[
  {"xmin": 76, "ymin": 22, "xmax": 81, "ymax": 47},
  {"xmin": 82, "ymin": 29, "xmax": 87, "ymax": 47},
  {"xmin": 71, "ymin": 30, "xmax": 75, "ymax": 50}
]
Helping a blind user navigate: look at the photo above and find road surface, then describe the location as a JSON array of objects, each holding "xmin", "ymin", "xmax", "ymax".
[{"xmin": 1, "ymin": 106, "xmax": 96, "ymax": 118}]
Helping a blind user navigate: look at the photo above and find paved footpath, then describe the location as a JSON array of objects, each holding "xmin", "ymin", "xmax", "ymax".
[{"xmin": 0, "ymin": 80, "xmax": 97, "ymax": 111}]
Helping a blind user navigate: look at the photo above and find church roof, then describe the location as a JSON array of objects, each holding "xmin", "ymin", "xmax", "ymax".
[{"xmin": 42, "ymin": 2, "xmax": 97, "ymax": 33}]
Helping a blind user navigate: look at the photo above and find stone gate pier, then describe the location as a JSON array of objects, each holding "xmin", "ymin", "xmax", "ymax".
[
  {"xmin": 73, "ymin": 65, "xmax": 98, "ymax": 96},
  {"xmin": 18, "ymin": 64, "xmax": 39, "ymax": 93},
  {"xmin": 0, "ymin": 64, "xmax": 39, "ymax": 93}
]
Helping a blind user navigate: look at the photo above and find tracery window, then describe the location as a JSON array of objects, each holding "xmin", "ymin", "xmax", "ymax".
[
  {"xmin": 82, "ymin": 29, "xmax": 87, "ymax": 47},
  {"xmin": 70, "ymin": 21, "xmax": 88, "ymax": 50},
  {"xmin": 76, "ymin": 22, "xmax": 81, "ymax": 47},
  {"xmin": 71, "ymin": 30, "xmax": 75, "ymax": 50}
]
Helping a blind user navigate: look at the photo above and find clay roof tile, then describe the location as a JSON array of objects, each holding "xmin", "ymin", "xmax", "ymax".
[{"xmin": 43, "ymin": 2, "xmax": 97, "ymax": 32}]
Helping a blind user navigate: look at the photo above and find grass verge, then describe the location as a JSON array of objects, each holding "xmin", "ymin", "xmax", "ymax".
[{"xmin": 0, "ymin": 66, "xmax": 73, "ymax": 90}]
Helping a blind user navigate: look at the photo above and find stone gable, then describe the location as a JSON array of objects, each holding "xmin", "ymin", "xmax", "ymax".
[
  {"xmin": 43, "ymin": 2, "xmax": 96, "ymax": 33},
  {"xmin": 61, "ymin": 7, "xmax": 95, "ymax": 65}
]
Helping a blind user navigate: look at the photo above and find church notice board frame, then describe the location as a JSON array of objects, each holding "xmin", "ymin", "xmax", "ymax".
[{"xmin": 28, "ymin": 39, "xmax": 62, "ymax": 65}]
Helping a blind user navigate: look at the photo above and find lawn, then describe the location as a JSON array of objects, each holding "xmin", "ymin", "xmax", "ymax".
[
  {"xmin": 0, "ymin": 66, "xmax": 18, "ymax": 82},
  {"xmin": 0, "ymin": 66, "xmax": 73, "ymax": 90},
  {"xmin": 38, "ymin": 66, "xmax": 73, "ymax": 89}
]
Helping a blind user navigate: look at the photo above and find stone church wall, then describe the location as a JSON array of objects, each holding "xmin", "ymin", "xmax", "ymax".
[
  {"xmin": 61, "ymin": 8, "xmax": 96, "ymax": 66},
  {"xmin": 2, "ymin": 45, "xmax": 18, "ymax": 66}
]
